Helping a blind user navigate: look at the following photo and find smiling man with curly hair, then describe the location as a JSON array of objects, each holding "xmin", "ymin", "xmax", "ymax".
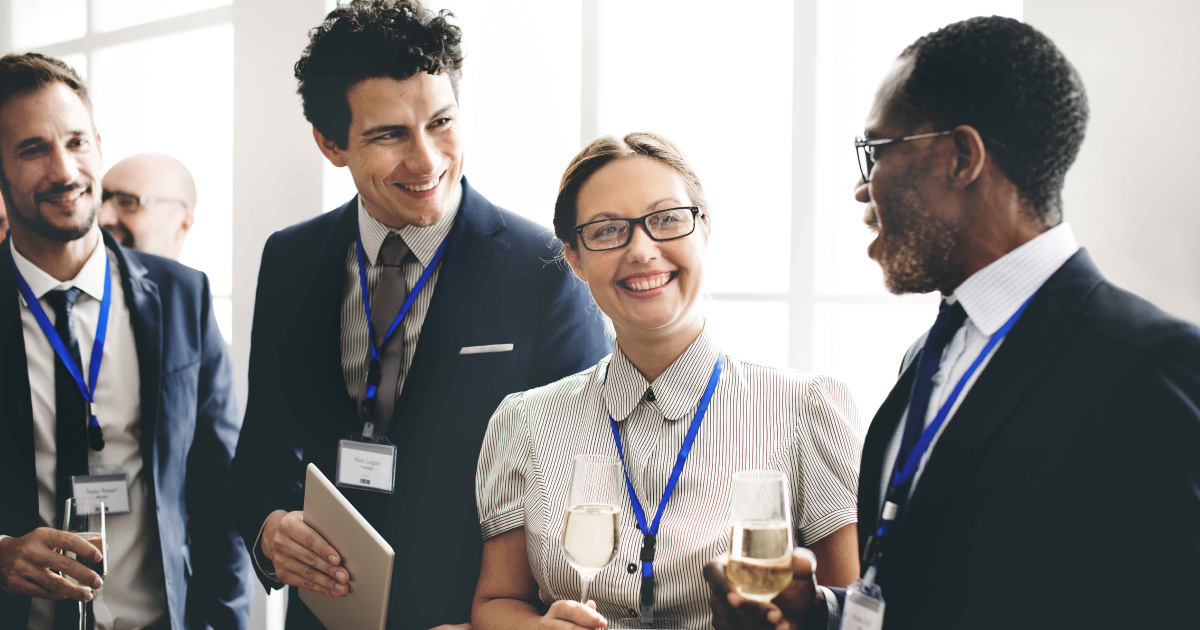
[{"xmin": 231, "ymin": 2, "xmax": 610, "ymax": 628}]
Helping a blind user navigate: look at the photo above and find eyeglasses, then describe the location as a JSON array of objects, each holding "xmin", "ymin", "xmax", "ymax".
[
  {"xmin": 573, "ymin": 206, "xmax": 701, "ymax": 252},
  {"xmin": 101, "ymin": 190, "xmax": 188, "ymax": 213},
  {"xmin": 853, "ymin": 131, "xmax": 953, "ymax": 183}
]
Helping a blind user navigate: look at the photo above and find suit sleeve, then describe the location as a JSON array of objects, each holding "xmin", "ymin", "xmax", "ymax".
[
  {"xmin": 529, "ymin": 253, "xmax": 610, "ymax": 388},
  {"xmin": 184, "ymin": 272, "xmax": 253, "ymax": 629},
  {"xmin": 231, "ymin": 233, "xmax": 306, "ymax": 590}
]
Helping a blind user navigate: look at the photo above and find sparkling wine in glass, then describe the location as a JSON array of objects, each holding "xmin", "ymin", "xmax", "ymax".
[
  {"xmin": 63, "ymin": 498, "xmax": 106, "ymax": 630},
  {"xmin": 561, "ymin": 453, "xmax": 622, "ymax": 603},
  {"xmin": 726, "ymin": 470, "xmax": 793, "ymax": 603}
]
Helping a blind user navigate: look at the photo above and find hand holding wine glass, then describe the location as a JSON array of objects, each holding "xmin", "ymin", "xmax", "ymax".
[
  {"xmin": 560, "ymin": 454, "xmax": 622, "ymax": 605},
  {"xmin": 0, "ymin": 526, "xmax": 102, "ymax": 602},
  {"xmin": 726, "ymin": 470, "xmax": 793, "ymax": 603}
]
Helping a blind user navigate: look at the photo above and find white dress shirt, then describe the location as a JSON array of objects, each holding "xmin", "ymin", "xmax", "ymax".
[
  {"xmin": 878, "ymin": 223, "xmax": 1081, "ymax": 508},
  {"xmin": 7, "ymin": 235, "xmax": 168, "ymax": 630}
]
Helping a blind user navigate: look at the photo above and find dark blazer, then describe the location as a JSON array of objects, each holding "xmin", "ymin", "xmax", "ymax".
[
  {"xmin": 233, "ymin": 178, "xmax": 610, "ymax": 629},
  {"xmin": 0, "ymin": 230, "xmax": 252, "ymax": 630},
  {"xmin": 855, "ymin": 250, "xmax": 1200, "ymax": 629}
]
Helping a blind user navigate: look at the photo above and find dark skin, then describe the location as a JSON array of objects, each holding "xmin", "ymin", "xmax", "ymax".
[{"xmin": 705, "ymin": 53, "xmax": 1050, "ymax": 630}]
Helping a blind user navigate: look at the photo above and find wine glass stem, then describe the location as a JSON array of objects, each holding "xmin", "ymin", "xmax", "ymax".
[
  {"xmin": 79, "ymin": 600, "xmax": 86, "ymax": 630},
  {"xmin": 580, "ymin": 575, "xmax": 594, "ymax": 604}
]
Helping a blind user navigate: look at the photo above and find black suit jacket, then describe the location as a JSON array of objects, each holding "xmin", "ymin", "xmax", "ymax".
[
  {"xmin": 232, "ymin": 178, "xmax": 610, "ymax": 629},
  {"xmin": 0, "ymin": 231, "xmax": 252, "ymax": 629},
  {"xmin": 853, "ymin": 250, "xmax": 1200, "ymax": 629}
]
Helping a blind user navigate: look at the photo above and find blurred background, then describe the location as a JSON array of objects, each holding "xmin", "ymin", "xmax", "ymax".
[{"xmin": 4, "ymin": 0, "xmax": 1198, "ymax": 627}]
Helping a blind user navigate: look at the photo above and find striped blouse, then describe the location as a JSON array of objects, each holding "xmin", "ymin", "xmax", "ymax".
[{"xmin": 475, "ymin": 328, "xmax": 863, "ymax": 628}]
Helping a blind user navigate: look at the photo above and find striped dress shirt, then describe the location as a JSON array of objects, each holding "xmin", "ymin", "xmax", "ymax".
[
  {"xmin": 476, "ymin": 328, "xmax": 863, "ymax": 628},
  {"xmin": 878, "ymin": 222, "xmax": 1081, "ymax": 508},
  {"xmin": 339, "ymin": 187, "xmax": 460, "ymax": 406}
]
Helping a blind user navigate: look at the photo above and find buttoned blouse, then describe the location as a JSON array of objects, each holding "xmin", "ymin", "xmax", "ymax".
[{"xmin": 476, "ymin": 329, "xmax": 862, "ymax": 628}]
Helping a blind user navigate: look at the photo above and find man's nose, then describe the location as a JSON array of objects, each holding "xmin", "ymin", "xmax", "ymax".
[
  {"xmin": 46, "ymin": 145, "xmax": 81, "ymax": 185},
  {"xmin": 405, "ymin": 133, "xmax": 438, "ymax": 175},
  {"xmin": 854, "ymin": 177, "xmax": 870, "ymax": 204}
]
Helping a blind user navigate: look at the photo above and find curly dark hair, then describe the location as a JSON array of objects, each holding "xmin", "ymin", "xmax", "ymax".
[
  {"xmin": 294, "ymin": 0, "xmax": 464, "ymax": 149},
  {"xmin": 553, "ymin": 132, "xmax": 710, "ymax": 246},
  {"xmin": 0, "ymin": 53, "xmax": 91, "ymax": 115},
  {"xmin": 899, "ymin": 16, "xmax": 1088, "ymax": 225}
]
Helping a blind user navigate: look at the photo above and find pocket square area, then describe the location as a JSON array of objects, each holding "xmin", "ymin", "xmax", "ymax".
[{"xmin": 459, "ymin": 343, "xmax": 515, "ymax": 355}]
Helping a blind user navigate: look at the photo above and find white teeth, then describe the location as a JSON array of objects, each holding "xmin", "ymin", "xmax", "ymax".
[
  {"xmin": 399, "ymin": 176, "xmax": 440, "ymax": 192},
  {"xmin": 623, "ymin": 273, "xmax": 672, "ymax": 292},
  {"xmin": 46, "ymin": 190, "xmax": 85, "ymax": 204}
]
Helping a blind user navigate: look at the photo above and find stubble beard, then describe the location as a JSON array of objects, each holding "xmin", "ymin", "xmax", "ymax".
[
  {"xmin": 1, "ymin": 175, "xmax": 99, "ymax": 243},
  {"xmin": 877, "ymin": 186, "xmax": 963, "ymax": 295}
]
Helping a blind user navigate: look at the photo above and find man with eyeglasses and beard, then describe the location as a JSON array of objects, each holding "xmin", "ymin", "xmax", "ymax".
[
  {"xmin": 705, "ymin": 16, "xmax": 1200, "ymax": 630},
  {"xmin": 0, "ymin": 53, "xmax": 251, "ymax": 629}
]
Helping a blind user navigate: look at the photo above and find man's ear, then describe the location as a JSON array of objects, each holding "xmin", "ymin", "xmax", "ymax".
[
  {"xmin": 313, "ymin": 125, "xmax": 348, "ymax": 167},
  {"xmin": 564, "ymin": 242, "xmax": 588, "ymax": 285},
  {"xmin": 949, "ymin": 124, "xmax": 987, "ymax": 189},
  {"xmin": 180, "ymin": 211, "xmax": 195, "ymax": 232}
]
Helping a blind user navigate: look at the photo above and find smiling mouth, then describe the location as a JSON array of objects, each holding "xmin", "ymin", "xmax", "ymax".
[
  {"xmin": 40, "ymin": 186, "xmax": 89, "ymax": 205},
  {"xmin": 397, "ymin": 172, "xmax": 444, "ymax": 192},
  {"xmin": 621, "ymin": 271, "xmax": 675, "ymax": 292}
]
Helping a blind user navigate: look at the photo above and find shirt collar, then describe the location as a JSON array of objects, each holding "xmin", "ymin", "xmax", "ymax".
[
  {"xmin": 603, "ymin": 326, "xmax": 721, "ymax": 422},
  {"xmin": 355, "ymin": 180, "xmax": 462, "ymax": 268},
  {"xmin": 946, "ymin": 222, "xmax": 1079, "ymax": 335},
  {"xmin": 9, "ymin": 233, "xmax": 109, "ymax": 304}
]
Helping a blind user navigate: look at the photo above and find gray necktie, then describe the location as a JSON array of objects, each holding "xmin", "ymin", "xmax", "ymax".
[{"xmin": 368, "ymin": 234, "xmax": 411, "ymax": 433}]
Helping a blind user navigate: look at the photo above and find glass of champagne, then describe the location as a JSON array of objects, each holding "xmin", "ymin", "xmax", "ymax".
[
  {"xmin": 63, "ymin": 498, "xmax": 106, "ymax": 630},
  {"xmin": 726, "ymin": 470, "xmax": 793, "ymax": 603},
  {"xmin": 561, "ymin": 453, "xmax": 622, "ymax": 604}
]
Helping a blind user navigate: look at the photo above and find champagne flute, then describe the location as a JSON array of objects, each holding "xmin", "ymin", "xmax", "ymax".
[
  {"xmin": 63, "ymin": 498, "xmax": 106, "ymax": 630},
  {"xmin": 726, "ymin": 470, "xmax": 793, "ymax": 603},
  {"xmin": 561, "ymin": 453, "xmax": 622, "ymax": 604}
]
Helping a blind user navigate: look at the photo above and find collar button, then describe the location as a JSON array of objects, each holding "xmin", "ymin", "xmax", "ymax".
[{"xmin": 645, "ymin": 389, "xmax": 656, "ymax": 403}]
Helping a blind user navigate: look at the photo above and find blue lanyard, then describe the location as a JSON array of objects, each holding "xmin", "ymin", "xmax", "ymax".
[
  {"xmin": 353, "ymin": 226, "xmax": 447, "ymax": 427},
  {"xmin": 606, "ymin": 351, "xmax": 723, "ymax": 618},
  {"xmin": 865, "ymin": 293, "xmax": 1036, "ymax": 581},
  {"xmin": 11, "ymin": 241, "xmax": 111, "ymax": 450}
]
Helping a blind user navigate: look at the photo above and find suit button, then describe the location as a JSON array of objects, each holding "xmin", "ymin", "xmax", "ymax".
[{"xmin": 627, "ymin": 562, "xmax": 637, "ymax": 574}]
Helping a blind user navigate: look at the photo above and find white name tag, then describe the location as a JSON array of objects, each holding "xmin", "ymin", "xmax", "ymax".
[
  {"xmin": 841, "ymin": 584, "xmax": 886, "ymax": 630},
  {"xmin": 336, "ymin": 439, "xmax": 397, "ymax": 493},
  {"xmin": 71, "ymin": 473, "xmax": 131, "ymax": 514}
]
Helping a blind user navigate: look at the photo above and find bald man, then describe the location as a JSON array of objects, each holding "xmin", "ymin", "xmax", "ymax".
[{"xmin": 99, "ymin": 153, "xmax": 196, "ymax": 259}]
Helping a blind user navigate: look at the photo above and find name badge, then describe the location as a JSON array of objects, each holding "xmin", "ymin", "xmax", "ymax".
[
  {"xmin": 841, "ymin": 579, "xmax": 886, "ymax": 630},
  {"xmin": 71, "ymin": 473, "xmax": 131, "ymax": 515},
  {"xmin": 336, "ymin": 439, "xmax": 397, "ymax": 493}
]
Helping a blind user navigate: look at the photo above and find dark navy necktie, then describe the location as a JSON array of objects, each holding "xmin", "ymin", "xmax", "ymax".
[
  {"xmin": 897, "ymin": 300, "xmax": 968, "ymax": 468},
  {"xmin": 46, "ymin": 288, "xmax": 93, "ymax": 630}
]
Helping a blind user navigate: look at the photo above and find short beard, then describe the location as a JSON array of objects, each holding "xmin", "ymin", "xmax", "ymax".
[
  {"xmin": 1, "ymin": 172, "xmax": 98, "ymax": 243},
  {"xmin": 877, "ymin": 187, "xmax": 963, "ymax": 295}
]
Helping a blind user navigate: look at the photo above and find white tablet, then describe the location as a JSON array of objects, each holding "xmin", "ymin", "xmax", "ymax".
[{"xmin": 299, "ymin": 463, "xmax": 395, "ymax": 630}]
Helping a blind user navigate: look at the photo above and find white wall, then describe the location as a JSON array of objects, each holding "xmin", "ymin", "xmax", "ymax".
[{"xmin": 1025, "ymin": 0, "xmax": 1200, "ymax": 325}]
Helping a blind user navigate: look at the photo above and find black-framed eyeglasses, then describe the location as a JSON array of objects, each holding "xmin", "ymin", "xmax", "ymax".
[
  {"xmin": 101, "ymin": 190, "xmax": 188, "ymax": 213},
  {"xmin": 573, "ymin": 206, "xmax": 702, "ymax": 252},
  {"xmin": 854, "ymin": 131, "xmax": 953, "ymax": 183}
]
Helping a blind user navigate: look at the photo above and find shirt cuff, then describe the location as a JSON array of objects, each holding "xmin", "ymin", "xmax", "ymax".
[
  {"xmin": 815, "ymin": 585, "xmax": 841, "ymax": 630},
  {"xmin": 479, "ymin": 510, "xmax": 524, "ymax": 541},
  {"xmin": 253, "ymin": 511, "xmax": 286, "ymax": 587}
]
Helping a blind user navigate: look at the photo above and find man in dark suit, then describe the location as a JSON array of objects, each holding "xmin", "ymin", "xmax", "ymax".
[
  {"xmin": 230, "ymin": 1, "xmax": 609, "ymax": 628},
  {"xmin": 0, "ymin": 53, "xmax": 251, "ymax": 629},
  {"xmin": 706, "ymin": 16, "xmax": 1200, "ymax": 630}
]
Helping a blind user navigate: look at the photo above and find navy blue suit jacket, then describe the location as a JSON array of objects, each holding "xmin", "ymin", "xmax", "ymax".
[
  {"xmin": 0, "ymin": 230, "xmax": 252, "ymax": 629},
  {"xmin": 849, "ymin": 251, "xmax": 1200, "ymax": 629},
  {"xmin": 233, "ymin": 179, "xmax": 610, "ymax": 629}
]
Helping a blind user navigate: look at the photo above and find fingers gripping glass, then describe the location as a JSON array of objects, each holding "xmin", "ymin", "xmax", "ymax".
[
  {"xmin": 101, "ymin": 190, "xmax": 187, "ymax": 213},
  {"xmin": 573, "ymin": 207, "xmax": 701, "ymax": 251},
  {"xmin": 853, "ymin": 131, "xmax": 953, "ymax": 183}
]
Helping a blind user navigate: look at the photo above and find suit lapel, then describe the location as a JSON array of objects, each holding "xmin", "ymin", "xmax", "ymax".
[
  {"xmin": 858, "ymin": 360, "xmax": 918, "ymax": 549},
  {"xmin": 386, "ymin": 179, "xmax": 510, "ymax": 442},
  {"xmin": 0, "ymin": 240, "xmax": 38, "ymax": 535},
  {"xmin": 109, "ymin": 234, "xmax": 165, "ymax": 481},
  {"xmin": 285, "ymin": 199, "xmax": 359, "ymax": 431},
  {"xmin": 896, "ymin": 251, "xmax": 1104, "ymax": 544}
]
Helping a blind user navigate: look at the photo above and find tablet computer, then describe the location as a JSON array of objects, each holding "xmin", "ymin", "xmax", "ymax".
[{"xmin": 299, "ymin": 463, "xmax": 395, "ymax": 630}]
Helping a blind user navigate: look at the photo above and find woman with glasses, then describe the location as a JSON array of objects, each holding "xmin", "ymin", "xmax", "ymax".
[{"xmin": 471, "ymin": 132, "xmax": 862, "ymax": 629}]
